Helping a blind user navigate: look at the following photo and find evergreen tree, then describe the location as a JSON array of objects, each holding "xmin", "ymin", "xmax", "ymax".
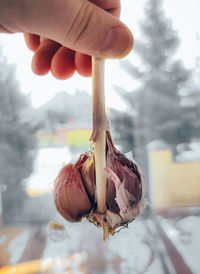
[
  {"xmin": 0, "ymin": 49, "xmax": 37, "ymax": 223},
  {"xmin": 113, "ymin": 0, "xmax": 192, "ymax": 195},
  {"xmin": 110, "ymin": 107, "xmax": 135, "ymax": 154},
  {"xmin": 120, "ymin": 0, "xmax": 190, "ymax": 149}
]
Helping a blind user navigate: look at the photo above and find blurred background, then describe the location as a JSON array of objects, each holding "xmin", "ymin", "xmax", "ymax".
[{"xmin": 0, "ymin": 0, "xmax": 200, "ymax": 273}]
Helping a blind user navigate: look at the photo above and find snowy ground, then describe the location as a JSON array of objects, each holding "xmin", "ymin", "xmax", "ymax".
[
  {"xmin": 2, "ymin": 214, "xmax": 200, "ymax": 273},
  {"xmin": 159, "ymin": 215, "xmax": 200, "ymax": 274},
  {"xmin": 0, "ymin": 218, "xmax": 165, "ymax": 273}
]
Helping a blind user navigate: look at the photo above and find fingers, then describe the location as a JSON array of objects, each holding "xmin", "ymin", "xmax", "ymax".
[
  {"xmin": 24, "ymin": 33, "xmax": 40, "ymax": 51},
  {"xmin": 31, "ymin": 40, "xmax": 61, "ymax": 75},
  {"xmin": 31, "ymin": 37, "xmax": 92, "ymax": 78},
  {"xmin": 51, "ymin": 49, "xmax": 92, "ymax": 79},
  {"xmin": 75, "ymin": 53, "xmax": 92, "ymax": 77},
  {"xmin": 51, "ymin": 47, "xmax": 75, "ymax": 79},
  {"xmin": 1, "ymin": 0, "xmax": 133, "ymax": 58}
]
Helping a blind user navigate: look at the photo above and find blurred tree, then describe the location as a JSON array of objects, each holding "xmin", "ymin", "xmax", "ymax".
[
  {"xmin": 113, "ymin": 0, "xmax": 193, "ymax": 195},
  {"xmin": 110, "ymin": 108, "xmax": 135, "ymax": 154},
  {"xmin": 0, "ymin": 49, "xmax": 37, "ymax": 223},
  {"xmin": 172, "ymin": 33, "xmax": 200, "ymax": 151}
]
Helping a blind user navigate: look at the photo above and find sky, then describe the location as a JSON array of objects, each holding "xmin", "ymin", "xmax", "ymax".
[{"xmin": 0, "ymin": 0, "xmax": 200, "ymax": 110}]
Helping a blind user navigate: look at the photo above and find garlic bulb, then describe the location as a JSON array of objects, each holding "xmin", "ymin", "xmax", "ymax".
[{"xmin": 54, "ymin": 132, "xmax": 145, "ymax": 239}]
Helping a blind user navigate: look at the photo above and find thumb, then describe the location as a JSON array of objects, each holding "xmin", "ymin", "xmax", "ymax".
[{"xmin": 1, "ymin": 0, "xmax": 133, "ymax": 58}]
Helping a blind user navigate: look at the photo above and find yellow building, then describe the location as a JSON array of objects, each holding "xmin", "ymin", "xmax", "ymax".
[
  {"xmin": 37, "ymin": 124, "xmax": 92, "ymax": 148},
  {"xmin": 151, "ymin": 147, "xmax": 200, "ymax": 209},
  {"xmin": 57, "ymin": 126, "xmax": 92, "ymax": 148}
]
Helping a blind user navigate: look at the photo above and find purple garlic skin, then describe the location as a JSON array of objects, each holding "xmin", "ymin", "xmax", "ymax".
[
  {"xmin": 106, "ymin": 132, "xmax": 143, "ymax": 218},
  {"xmin": 54, "ymin": 131, "xmax": 145, "ymax": 237}
]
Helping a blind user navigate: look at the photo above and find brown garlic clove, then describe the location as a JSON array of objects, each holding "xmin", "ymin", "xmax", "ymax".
[{"xmin": 54, "ymin": 155, "xmax": 93, "ymax": 222}]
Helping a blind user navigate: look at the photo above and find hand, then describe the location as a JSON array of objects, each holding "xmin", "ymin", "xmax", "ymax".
[{"xmin": 0, "ymin": 0, "xmax": 133, "ymax": 79}]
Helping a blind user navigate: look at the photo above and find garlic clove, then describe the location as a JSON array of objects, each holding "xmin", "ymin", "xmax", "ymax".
[{"xmin": 54, "ymin": 161, "xmax": 92, "ymax": 222}]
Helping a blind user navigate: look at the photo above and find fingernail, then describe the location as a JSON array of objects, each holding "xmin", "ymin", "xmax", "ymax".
[{"xmin": 100, "ymin": 27, "xmax": 134, "ymax": 58}]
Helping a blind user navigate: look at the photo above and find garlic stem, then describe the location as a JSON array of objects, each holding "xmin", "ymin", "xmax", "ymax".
[{"xmin": 92, "ymin": 56, "xmax": 107, "ymax": 214}]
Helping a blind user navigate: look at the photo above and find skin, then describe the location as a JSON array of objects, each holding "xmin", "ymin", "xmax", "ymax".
[{"xmin": 0, "ymin": 0, "xmax": 133, "ymax": 79}]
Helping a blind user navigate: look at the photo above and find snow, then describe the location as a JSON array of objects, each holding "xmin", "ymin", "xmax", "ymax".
[
  {"xmin": 175, "ymin": 151, "xmax": 200, "ymax": 162},
  {"xmin": 7, "ymin": 230, "xmax": 30, "ymax": 265},
  {"xmin": 43, "ymin": 213, "xmax": 200, "ymax": 274},
  {"xmin": 106, "ymin": 219, "xmax": 164, "ymax": 273},
  {"xmin": 176, "ymin": 141, "xmax": 200, "ymax": 161},
  {"xmin": 42, "ymin": 214, "xmax": 164, "ymax": 273},
  {"xmin": 160, "ymin": 215, "xmax": 200, "ymax": 274},
  {"xmin": 43, "ymin": 218, "xmax": 102, "ymax": 258}
]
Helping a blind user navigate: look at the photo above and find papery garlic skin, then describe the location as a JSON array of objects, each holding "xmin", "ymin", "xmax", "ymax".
[
  {"xmin": 105, "ymin": 167, "xmax": 145, "ymax": 221},
  {"xmin": 106, "ymin": 132, "xmax": 144, "ymax": 215}
]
